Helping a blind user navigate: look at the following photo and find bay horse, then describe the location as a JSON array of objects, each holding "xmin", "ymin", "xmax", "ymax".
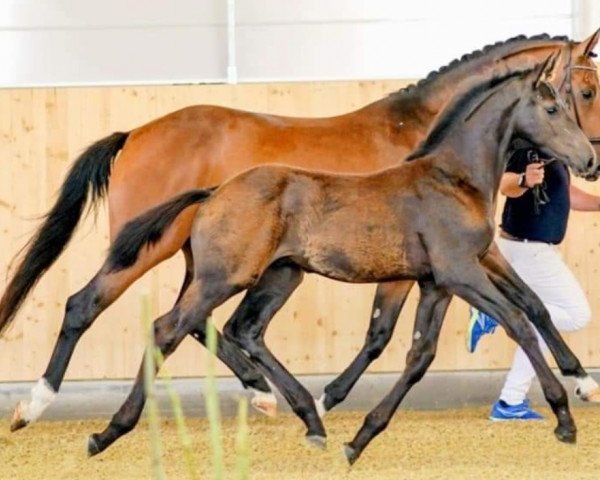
[
  {"xmin": 84, "ymin": 57, "xmax": 597, "ymax": 459},
  {"xmin": 4, "ymin": 33, "xmax": 600, "ymax": 429}
]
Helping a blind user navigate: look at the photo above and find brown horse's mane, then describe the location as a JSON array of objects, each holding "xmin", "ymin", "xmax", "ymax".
[
  {"xmin": 405, "ymin": 68, "xmax": 531, "ymax": 161},
  {"xmin": 393, "ymin": 33, "xmax": 569, "ymax": 97}
]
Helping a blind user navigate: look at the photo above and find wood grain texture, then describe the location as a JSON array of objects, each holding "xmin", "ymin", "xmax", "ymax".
[{"xmin": 1, "ymin": 80, "xmax": 599, "ymax": 381}]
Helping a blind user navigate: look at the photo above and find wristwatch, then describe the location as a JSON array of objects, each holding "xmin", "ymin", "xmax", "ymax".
[{"xmin": 517, "ymin": 172, "xmax": 528, "ymax": 188}]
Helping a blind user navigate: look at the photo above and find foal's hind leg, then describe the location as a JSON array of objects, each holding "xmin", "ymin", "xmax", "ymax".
[
  {"xmin": 344, "ymin": 280, "xmax": 451, "ymax": 465},
  {"xmin": 88, "ymin": 278, "xmax": 239, "ymax": 456},
  {"xmin": 179, "ymin": 240, "xmax": 277, "ymax": 414},
  {"xmin": 319, "ymin": 280, "xmax": 414, "ymax": 415},
  {"xmin": 224, "ymin": 262, "xmax": 329, "ymax": 448},
  {"xmin": 481, "ymin": 245, "xmax": 600, "ymax": 401}
]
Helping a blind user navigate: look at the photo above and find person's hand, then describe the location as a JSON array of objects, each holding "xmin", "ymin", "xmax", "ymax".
[{"xmin": 523, "ymin": 162, "xmax": 544, "ymax": 188}]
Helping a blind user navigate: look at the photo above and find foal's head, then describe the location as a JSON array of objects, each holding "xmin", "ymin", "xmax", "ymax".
[{"xmin": 512, "ymin": 52, "xmax": 597, "ymax": 178}]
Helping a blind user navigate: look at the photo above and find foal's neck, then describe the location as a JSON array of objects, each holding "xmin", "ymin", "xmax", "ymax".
[{"xmin": 434, "ymin": 82, "xmax": 521, "ymax": 200}]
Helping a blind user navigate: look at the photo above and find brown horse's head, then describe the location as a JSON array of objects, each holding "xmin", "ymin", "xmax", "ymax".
[
  {"xmin": 512, "ymin": 51, "xmax": 597, "ymax": 178},
  {"xmin": 560, "ymin": 29, "xmax": 600, "ymax": 157}
]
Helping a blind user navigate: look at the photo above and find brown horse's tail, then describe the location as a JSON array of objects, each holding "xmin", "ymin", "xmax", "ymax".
[
  {"xmin": 107, "ymin": 189, "xmax": 215, "ymax": 273},
  {"xmin": 0, "ymin": 131, "xmax": 129, "ymax": 335}
]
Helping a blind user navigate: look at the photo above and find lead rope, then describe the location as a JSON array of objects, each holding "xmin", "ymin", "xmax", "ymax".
[{"xmin": 528, "ymin": 150, "xmax": 557, "ymax": 215}]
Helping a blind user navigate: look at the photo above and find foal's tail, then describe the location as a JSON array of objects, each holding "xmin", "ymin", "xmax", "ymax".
[
  {"xmin": 107, "ymin": 189, "xmax": 215, "ymax": 273},
  {"xmin": 0, "ymin": 131, "xmax": 129, "ymax": 335}
]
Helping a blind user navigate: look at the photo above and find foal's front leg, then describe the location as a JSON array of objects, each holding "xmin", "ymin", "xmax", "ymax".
[
  {"xmin": 344, "ymin": 280, "xmax": 451, "ymax": 464},
  {"xmin": 437, "ymin": 262, "xmax": 575, "ymax": 442},
  {"xmin": 481, "ymin": 244, "xmax": 600, "ymax": 400}
]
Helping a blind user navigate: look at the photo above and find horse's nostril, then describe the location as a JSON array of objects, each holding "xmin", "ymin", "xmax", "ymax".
[{"xmin": 587, "ymin": 157, "xmax": 596, "ymax": 170}]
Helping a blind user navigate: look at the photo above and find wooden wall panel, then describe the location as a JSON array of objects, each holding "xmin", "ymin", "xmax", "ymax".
[{"xmin": 1, "ymin": 80, "xmax": 599, "ymax": 382}]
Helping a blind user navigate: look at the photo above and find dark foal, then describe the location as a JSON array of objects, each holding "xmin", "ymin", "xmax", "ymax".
[
  {"xmin": 86, "ymin": 58, "xmax": 597, "ymax": 459},
  {"xmin": 6, "ymin": 32, "xmax": 600, "ymax": 431}
]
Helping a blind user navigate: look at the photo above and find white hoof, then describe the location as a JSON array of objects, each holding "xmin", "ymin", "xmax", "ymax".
[{"xmin": 250, "ymin": 389, "xmax": 278, "ymax": 417}]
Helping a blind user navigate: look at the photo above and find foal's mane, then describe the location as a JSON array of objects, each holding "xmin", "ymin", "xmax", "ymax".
[
  {"xmin": 393, "ymin": 33, "xmax": 568, "ymax": 97},
  {"xmin": 405, "ymin": 68, "xmax": 532, "ymax": 161}
]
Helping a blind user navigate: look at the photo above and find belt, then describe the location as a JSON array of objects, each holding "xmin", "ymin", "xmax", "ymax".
[{"xmin": 499, "ymin": 231, "xmax": 553, "ymax": 245}]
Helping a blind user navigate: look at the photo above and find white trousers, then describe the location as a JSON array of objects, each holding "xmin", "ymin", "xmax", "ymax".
[{"xmin": 496, "ymin": 237, "xmax": 591, "ymax": 405}]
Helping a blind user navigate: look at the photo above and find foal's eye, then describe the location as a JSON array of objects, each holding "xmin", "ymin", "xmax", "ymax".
[
  {"xmin": 545, "ymin": 105, "xmax": 558, "ymax": 115},
  {"xmin": 582, "ymin": 89, "xmax": 595, "ymax": 100}
]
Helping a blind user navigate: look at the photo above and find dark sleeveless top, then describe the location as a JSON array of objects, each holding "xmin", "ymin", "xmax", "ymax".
[{"xmin": 501, "ymin": 148, "xmax": 570, "ymax": 244}]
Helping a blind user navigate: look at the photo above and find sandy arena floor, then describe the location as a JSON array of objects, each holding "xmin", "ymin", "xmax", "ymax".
[{"xmin": 1, "ymin": 407, "xmax": 599, "ymax": 479}]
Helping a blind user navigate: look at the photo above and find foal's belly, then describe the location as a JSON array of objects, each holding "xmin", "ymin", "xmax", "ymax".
[{"xmin": 302, "ymin": 234, "xmax": 429, "ymax": 283}]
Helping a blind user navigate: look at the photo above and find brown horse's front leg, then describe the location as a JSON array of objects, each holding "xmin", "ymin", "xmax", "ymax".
[
  {"xmin": 481, "ymin": 243, "xmax": 600, "ymax": 401},
  {"xmin": 319, "ymin": 280, "xmax": 414, "ymax": 415},
  {"xmin": 343, "ymin": 280, "xmax": 451, "ymax": 465}
]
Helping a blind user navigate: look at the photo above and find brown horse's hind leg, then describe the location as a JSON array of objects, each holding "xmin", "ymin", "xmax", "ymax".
[
  {"xmin": 481, "ymin": 245, "xmax": 600, "ymax": 401},
  {"xmin": 319, "ymin": 281, "xmax": 414, "ymax": 415},
  {"xmin": 344, "ymin": 280, "xmax": 451, "ymax": 465},
  {"xmin": 88, "ymin": 278, "xmax": 240, "ymax": 456},
  {"xmin": 10, "ymin": 262, "xmax": 149, "ymax": 432},
  {"xmin": 178, "ymin": 240, "xmax": 276, "ymax": 411},
  {"xmin": 10, "ymin": 235, "xmax": 188, "ymax": 432},
  {"xmin": 223, "ymin": 261, "xmax": 329, "ymax": 447}
]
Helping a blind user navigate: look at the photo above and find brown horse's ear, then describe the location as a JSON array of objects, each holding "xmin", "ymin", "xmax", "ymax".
[
  {"xmin": 573, "ymin": 27, "xmax": 600, "ymax": 58},
  {"xmin": 534, "ymin": 50, "xmax": 560, "ymax": 89}
]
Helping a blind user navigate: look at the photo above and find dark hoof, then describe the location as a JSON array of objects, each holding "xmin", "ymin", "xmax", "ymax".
[
  {"xmin": 87, "ymin": 434, "xmax": 103, "ymax": 457},
  {"xmin": 343, "ymin": 443, "xmax": 359, "ymax": 466},
  {"xmin": 305, "ymin": 434, "xmax": 327, "ymax": 450},
  {"xmin": 10, "ymin": 418, "xmax": 28, "ymax": 432},
  {"xmin": 554, "ymin": 427, "xmax": 576, "ymax": 444},
  {"xmin": 10, "ymin": 401, "xmax": 29, "ymax": 432}
]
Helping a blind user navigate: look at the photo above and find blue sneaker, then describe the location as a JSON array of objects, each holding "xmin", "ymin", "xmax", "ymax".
[
  {"xmin": 466, "ymin": 307, "xmax": 498, "ymax": 353},
  {"xmin": 489, "ymin": 399, "xmax": 544, "ymax": 421}
]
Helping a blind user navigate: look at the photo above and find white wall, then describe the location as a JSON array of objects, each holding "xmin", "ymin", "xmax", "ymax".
[{"xmin": 0, "ymin": 0, "xmax": 595, "ymax": 87}]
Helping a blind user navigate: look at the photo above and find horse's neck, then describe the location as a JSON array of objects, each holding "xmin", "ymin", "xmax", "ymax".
[{"xmin": 375, "ymin": 41, "xmax": 565, "ymax": 148}]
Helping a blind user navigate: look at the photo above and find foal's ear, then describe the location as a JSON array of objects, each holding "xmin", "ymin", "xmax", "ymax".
[
  {"xmin": 537, "ymin": 81, "xmax": 556, "ymax": 101},
  {"xmin": 572, "ymin": 27, "xmax": 600, "ymax": 59},
  {"xmin": 533, "ymin": 50, "xmax": 560, "ymax": 89}
]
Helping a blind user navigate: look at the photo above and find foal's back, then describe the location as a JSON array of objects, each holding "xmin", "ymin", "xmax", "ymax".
[{"xmin": 191, "ymin": 161, "xmax": 443, "ymax": 284}]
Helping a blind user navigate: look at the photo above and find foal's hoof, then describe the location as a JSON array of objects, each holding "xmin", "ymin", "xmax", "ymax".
[
  {"xmin": 250, "ymin": 390, "xmax": 278, "ymax": 417},
  {"xmin": 87, "ymin": 434, "xmax": 103, "ymax": 457},
  {"xmin": 342, "ymin": 443, "xmax": 359, "ymax": 466},
  {"xmin": 305, "ymin": 434, "xmax": 327, "ymax": 450},
  {"xmin": 10, "ymin": 401, "xmax": 29, "ymax": 432},
  {"xmin": 554, "ymin": 426, "xmax": 577, "ymax": 444},
  {"xmin": 575, "ymin": 386, "xmax": 600, "ymax": 403}
]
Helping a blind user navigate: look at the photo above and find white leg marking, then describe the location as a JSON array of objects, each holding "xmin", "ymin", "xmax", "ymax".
[
  {"xmin": 22, "ymin": 378, "xmax": 57, "ymax": 423},
  {"xmin": 414, "ymin": 331, "xmax": 422, "ymax": 340},
  {"xmin": 575, "ymin": 376, "xmax": 600, "ymax": 400},
  {"xmin": 372, "ymin": 308, "xmax": 381, "ymax": 319},
  {"xmin": 250, "ymin": 388, "xmax": 278, "ymax": 416},
  {"xmin": 315, "ymin": 394, "xmax": 327, "ymax": 419}
]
